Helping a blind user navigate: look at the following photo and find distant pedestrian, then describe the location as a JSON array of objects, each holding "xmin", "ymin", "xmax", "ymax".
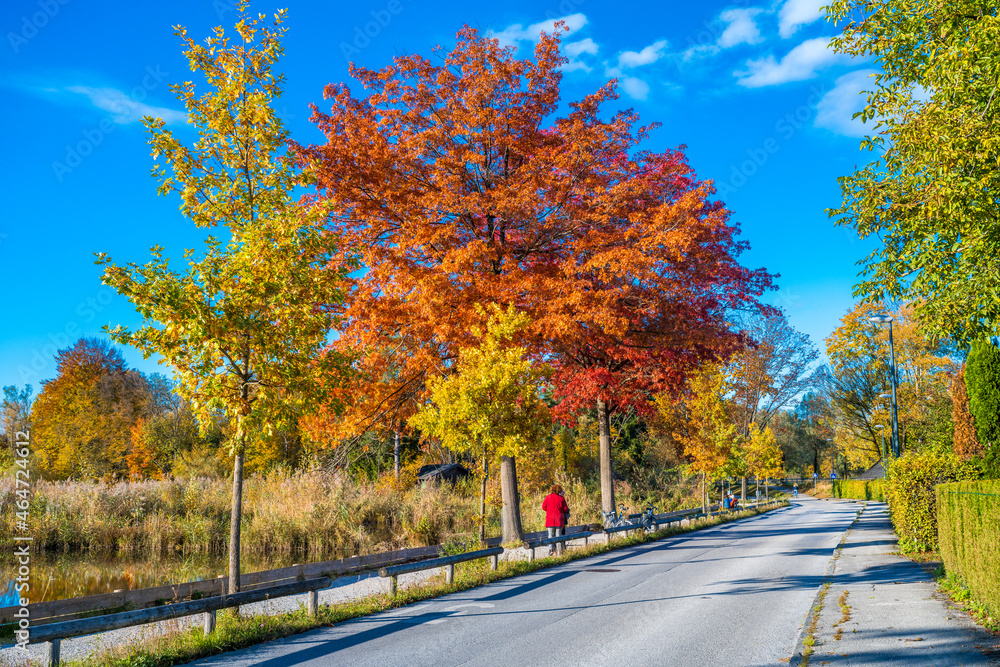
[
  {"xmin": 542, "ymin": 484, "xmax": 570, "ymax": 556},
  {"xmin": 793, "ymin": 484, "xmax": 798, "ymax": 498}
]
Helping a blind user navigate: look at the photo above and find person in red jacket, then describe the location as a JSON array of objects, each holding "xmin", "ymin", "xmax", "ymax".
[{"xmin": 542, "ymin": 484, "xmax": 570, "ymax": 555}]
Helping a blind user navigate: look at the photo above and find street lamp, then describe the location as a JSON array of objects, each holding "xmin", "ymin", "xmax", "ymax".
[
  {"xmin": 869, "ymin": 315, "xmax": 901, "ymax": 458},
  {"xmin": 874, "ymin": 424, "xmax": 886, "ymax": 462},
  {"xmin": 827, "ymin": 437, "xmax": 835, "ymax": 479}
]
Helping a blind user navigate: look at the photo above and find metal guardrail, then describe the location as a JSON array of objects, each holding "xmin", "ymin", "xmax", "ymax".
[
  {"xmin": 29, "ymin": 577, "xmax": 331, "ymax": 667},
  {"xmin": 378, "ymin": 547, "xmax": 504, "ymax": 594},
  {"xmin": 525, "ymin": 531, "xmax": 592, "ymax": 559}
]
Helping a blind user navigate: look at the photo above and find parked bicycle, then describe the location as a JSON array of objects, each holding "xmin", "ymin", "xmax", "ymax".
[
  {"xmin": 602, "ymin": 504, "xmax": 631, "ymax": 529},
  {"xmin": 638, "ymin": 504, "xmax": 658, "ymax": 532}
]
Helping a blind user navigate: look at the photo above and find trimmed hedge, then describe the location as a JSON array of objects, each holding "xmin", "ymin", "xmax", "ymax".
[
  {"xmin": 937, "ymin": 479, "xmax": 1000, "ymax": 620},
  {"xmin": 833, "ymin": 479, "xmax": 886, "ymax": 501},
  {"xmin": 884, "ymin": 449, "xmax": 978, "ymax": 553}
]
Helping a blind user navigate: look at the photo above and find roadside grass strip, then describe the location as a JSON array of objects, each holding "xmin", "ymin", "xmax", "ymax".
[
  {"xmin": 937, "ymin": 570, "xmax": 1000, "ymax": 634},
  {"xmin": 59, "ymin": 503, "xmax": 787, "ymax": 666}
]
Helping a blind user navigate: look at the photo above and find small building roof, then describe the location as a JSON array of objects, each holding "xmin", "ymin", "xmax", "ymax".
[{"xmin": 853, "ymin": 461, "xmax": 886, "ymax": 480}]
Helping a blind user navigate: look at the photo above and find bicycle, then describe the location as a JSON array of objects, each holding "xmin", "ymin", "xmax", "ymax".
[
  {"xmin": 638, "ymin": 503, "xmax": 657, "ymax": 532},
  {"xmin": 602, "ymin": 504, "xmax": 631, "ymax": 529}
]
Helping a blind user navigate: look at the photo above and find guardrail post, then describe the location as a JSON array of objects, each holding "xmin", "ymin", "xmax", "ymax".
[
  {"xmin": 528, "ymin": 546, "xmax": 535, "ymax": 562},
  {"xmin": 652, "ymin": 521, "xmax": 658, "ymax": 532},
  {"xmin": 203, "ymin": 610, "xmax": 216, "ymax": 635},
  {"xmin": 583, "ymin": 534, "xmax": 588, "ymax": 547},
  {"xmin": 556, "ymin": 541, "xmax": 564, "ymax": 556},
  {"xmin": 489, "ymin": 554, "xmax": 498, "ymax": 571},
  {"xmin": 307, "ymin": 589, "xmax": 319, "ymax": 616},
  {"xmin": 388, "ymin": 575, "xmax": 398, "ymax": 596},
  {"xmin": 446, "ymin": 564, "xmax": 455, "ymax": 584},
  {"xmin": 48, "ymin": 638, "xmax": 60, "ymax": 667}
]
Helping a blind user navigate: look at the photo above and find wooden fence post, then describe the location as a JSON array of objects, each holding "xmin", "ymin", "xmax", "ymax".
[
  {"xmin": 307, "ymin": 590, "xmax": 318, "ymax": 616},
  {"xmin": 203, "ymin": 610, "xmax": 216, "ymax": 635},
  {"xmin": 489, "ymin": 555, "xmax": 498, "ymax": 571},
  {"xmin": 388, "ymin": 575, "xmax": 397, "ymax": 596},
  {"xmin": 445, "ymin": 564, "xmax": 454, "ymax": 584},
  {"xmin": 528, "ymin": 546, "xmax": 535, "ymax": 562}
]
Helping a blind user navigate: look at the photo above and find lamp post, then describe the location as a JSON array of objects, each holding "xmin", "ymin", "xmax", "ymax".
[
  {"xmin": 874, "ymin": 424, "xmax": 886, "ymax": 462},
  {"xmin": 869, "ymin": 315, "xmax": 901, "ymax": 458}
]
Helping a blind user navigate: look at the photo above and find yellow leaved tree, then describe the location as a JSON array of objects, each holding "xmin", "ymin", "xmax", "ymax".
[
  {"xmin": 409, "ymin": 305, "xmax": 551, "ymax": 543},
  {"xmin": 97, "ymin": 5, "xmax": 352, "ymax": 593}
]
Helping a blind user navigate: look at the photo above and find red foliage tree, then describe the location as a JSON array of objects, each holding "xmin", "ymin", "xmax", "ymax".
[{"xmin": 299, "ymin": 25, "xmax": 773, "ymax": 521}]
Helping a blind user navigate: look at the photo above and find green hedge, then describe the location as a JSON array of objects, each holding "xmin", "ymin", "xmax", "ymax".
[
  {"xmin": 833, "ymin": 479, "xmax": 886, "ymax": 501},
  {"xmin": 884, "ymin": 450, "xmax": 978, "ymax": 554},
  {"xmin": 937, "ymin": 479, "xmax": 1000, "ymax": 620}
]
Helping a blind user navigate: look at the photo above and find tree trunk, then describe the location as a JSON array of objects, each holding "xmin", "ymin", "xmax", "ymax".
[
  {"xmin": 500, "ymin": 455, "xmax": 524, "ymax": 543},
  {"xmin": 596, "ymin": 398, "xmax": 615, "ymax": 514},
  {"xmin": 394, "ymin": 430, "xmax": 400, "ymax": 480},
  {"xmin": 741, "ymin": 476, "xmax": 747, "ymax": 505},
  {"xmin": 229, "ymin": 447, "xmax": 244, "ymax": 597},
  {"xmin": 479, "ymin": 456, "xmax": 488, "ymax": 544}
]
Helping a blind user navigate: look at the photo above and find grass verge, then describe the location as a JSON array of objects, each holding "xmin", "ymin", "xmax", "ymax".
[
  {"xmin": 937, "ymin": 569, "xmax": 1000, "ymax": 634},
  {"xmin": 61, "ymin": 503, "xmax": 787, "ymax": 666}
]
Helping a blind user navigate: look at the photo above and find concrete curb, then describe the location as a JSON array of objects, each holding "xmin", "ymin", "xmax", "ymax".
[{"xmin": 788, "ymin": 501, "xmax": 866, "ymax": 666}]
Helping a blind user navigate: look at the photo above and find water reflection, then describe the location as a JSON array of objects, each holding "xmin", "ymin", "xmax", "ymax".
[{"xmin": 0, "ymin": 552, "xmax": 306, "ymax": 605}]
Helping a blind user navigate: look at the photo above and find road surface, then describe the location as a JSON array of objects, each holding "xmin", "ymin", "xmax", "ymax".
[{"xmin": 192, "ymin": 497, "xmax": 864, "ymax": 666}]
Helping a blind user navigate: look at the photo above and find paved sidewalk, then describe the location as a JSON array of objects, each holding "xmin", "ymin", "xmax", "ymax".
[{"xmin": 804, "ymin": 501, "xmax": 999, "ymax": 666}]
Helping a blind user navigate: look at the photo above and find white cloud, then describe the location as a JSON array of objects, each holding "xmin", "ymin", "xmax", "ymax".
[
  {"xmin": 735, "ymin": 37, "xmax": 846, "ymax": 87},
  {"xmin": 718, "ymin": 8, "xmax": 764, "ymax": 48},
  {"xmin": 604, "ymin": 39, "xmax": 668, "ymax": 101},
  {"xmin": 563, "ymin": 38, "xmax": 599, "ymax": 72},
  {"xmin": 815, "ymin": 69, "xmax": 876, "ymax": 137},
  {"xmin": 68, "ymin": 86, "xmax": 186, "ymax": 124},
  {"xmin": 682, "ymin": 7, "xmax": 765, "ymax": 60},
  {"xmin": 617, "ymin": 39, "xmax": 669, "ymax": 68},
  {"xmin": 778, "ymin": 0, "xmax": 827, "ymax": 38},
  {"xmin": 621, "ymin": 77, "xmax": 650, "ymax": 101},
  {"xmin": 490, "ymin": 13, "xmax": 587, "ymax": 49}
]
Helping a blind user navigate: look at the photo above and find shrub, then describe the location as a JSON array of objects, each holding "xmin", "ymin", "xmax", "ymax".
[
  {"xmin": 885, "ymin": 449, "xmax": 978, "ymax": 553},
  {"xmin": 833, "ymin": 479, "xmax": 885, "ymax": 501},
  {"xmin": 966, "ymin": 339, "xmax": 1000, "ymax": 449},
  {"xmin": 936, "ymin": 479, "xmax": 1000, "ymax": 620}
]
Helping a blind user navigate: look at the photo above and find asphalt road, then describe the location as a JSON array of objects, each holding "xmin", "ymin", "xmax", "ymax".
[{"xmin": 190, "ymin": 497, "xmax": 862, "ymax": 667}]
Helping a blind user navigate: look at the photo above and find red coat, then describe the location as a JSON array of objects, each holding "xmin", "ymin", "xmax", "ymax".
[{"xmin": 542, "ymin": 493, "xmax": 570, "ymax": 528}]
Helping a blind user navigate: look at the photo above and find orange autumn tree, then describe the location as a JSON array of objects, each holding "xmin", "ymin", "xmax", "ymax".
[{"xmin": 299, "ymin": 25, "xmax": 772, "ymax": 526}]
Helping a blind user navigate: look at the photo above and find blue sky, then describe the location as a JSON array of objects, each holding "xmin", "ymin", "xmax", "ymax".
[{"xmin": 0, "ymin": 0, "xmax": 877, "ymax": 394}]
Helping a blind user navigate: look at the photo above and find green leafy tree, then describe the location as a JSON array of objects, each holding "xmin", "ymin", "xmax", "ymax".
[
  {"xmin": 97, "ymin": 6, "xmax": 351, "ymax": 592},
  {"xmin": 965, "ymin": 339, "xmax": 1000, "ymax": 452},
  {"xmin": 827, "ymin": 0, "xmax": 1000, "ymax": 342},
  {"xmin": 409, "ymin": 305, "xmax": 551, "ymax": 543}
]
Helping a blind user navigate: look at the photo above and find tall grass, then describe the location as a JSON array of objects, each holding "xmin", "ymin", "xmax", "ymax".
[{"xmin": 0, "ymin": 470, "xmax": 703, "ymax": 560}]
